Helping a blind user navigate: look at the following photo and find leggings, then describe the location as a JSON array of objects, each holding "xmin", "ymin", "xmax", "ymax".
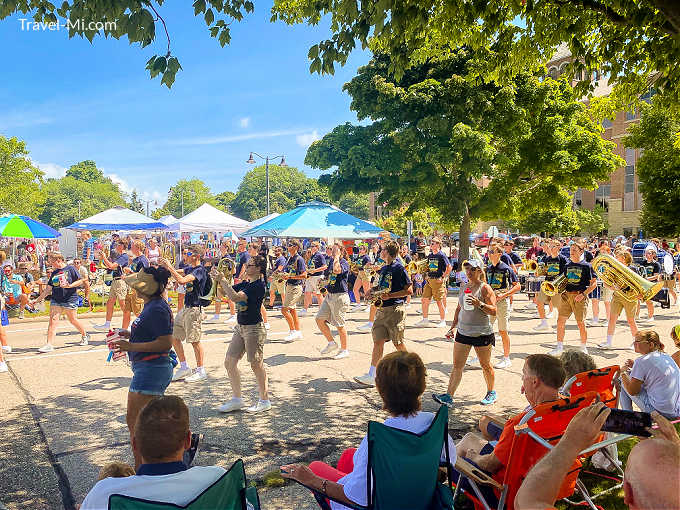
[{"xmin": 309, "ymin": 448, "xmax": 357, "ymax": 508}]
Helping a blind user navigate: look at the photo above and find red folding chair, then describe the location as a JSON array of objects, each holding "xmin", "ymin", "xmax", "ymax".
[{"xmin": 452, "ymin": 392, "xmax": 600, "ymax": 510}]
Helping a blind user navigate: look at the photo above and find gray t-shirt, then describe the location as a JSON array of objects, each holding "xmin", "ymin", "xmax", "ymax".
[{"xmin": 457, "ymin": 284, "xmax": 493, "ymax": 337}]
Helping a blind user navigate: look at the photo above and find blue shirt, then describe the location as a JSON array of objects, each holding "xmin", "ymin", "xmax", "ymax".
[
  {"xmin": 236, "ymin": 251, "xmax": 250, "ymax": 278},
  {"xmin": 426, "ymin": 252, "xmax": 450, "ymax": 278},
  {"xmin": 233, "ymin": 279, "xmax": 266, "ymax": 325},
  {"xmin": 307, "ymin": 252, "xmax": 327, "ymax": 274},
  {"xmin": 564, "ymin": 261, "xmax": 595, "ymax": 292},
  {"xmin": 112, "ymin": 252, "xmax": 129, "ymax": 279},
  {"xmin": 485, "ymin": 262, "xmax": 518, "ymax": 291},
  {"xmin": 326, "ymin": 258, "xmax": 350, "ymax": 294},
  {"xmin": 285, "ymin": 254, "xmax": 306, "ymax": 286},
  {"xmin": 130, "ymin": 255, "xmax": 150, "ymax": 273},
  {"xmin": 377, "ymin": 260, "xmax": 411, "ymax": 307},
  {"xmin": 129, "ymin": 298, "xmax": 173, "ymax": 363},
  {"xmin": 184, "ymin": 265, "xmax": 207, "ymax": 308},
  {"xmin": 82, "ymin": 238, "xmax": 95, "ymax": 261},
  {"xmin": 49, "ymin": 265, "xmax": 81, "ymax": 302},
  {"xmin": 273, "ymin": 255, "xmax": 287, "ymax": 272}
]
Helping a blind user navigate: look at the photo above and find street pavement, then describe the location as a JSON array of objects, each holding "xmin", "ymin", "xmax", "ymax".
[{"xmin": 1, "ymin": 292, "xmax": 678, "ymax": 509}]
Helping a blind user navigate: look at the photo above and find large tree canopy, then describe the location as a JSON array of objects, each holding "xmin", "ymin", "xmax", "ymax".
[
  {"xmin": 625, "ymin": 98, "xmax": 680, "ymax": 237},
  {"xmin": 273, "ymin": 0, "xmax": 680, "ymax": 105},
  {"xmin": 0, "ymin": 136, "xmax": 45, "ymax": 217},
  {"xmin": 306, "ymin": 51, "xmax": 622, "ymax": 258}
]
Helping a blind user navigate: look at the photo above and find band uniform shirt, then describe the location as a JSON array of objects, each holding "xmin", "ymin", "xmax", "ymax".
[
  {"xmin": 111, "ymin": 252, "xmax": 129, "ymax": 279},
  {"xmin": 233, "ymin": 279, "xmax": 266, "ymax": 325},
  {"xmin": 564, "ymin": 261, "xmax": 595, "ymax": 293},
  {"xmin": 542, "ymin": 255, "xmax": 568, "ymax": 281},
  {"xmin": 506, "ymin": 251, "xmax": 522, "ymax": 266},
  {"xmin": 326, "ymin": 258, "xmax": 350, "ymax": 294},
  {"xmin": 377, "ymin": 261, "xmax": 411, "ymax": 307},
  {"xmin": 356, "ymin": 254, "xmax": 370, "ymax": 269},
  {"xmin": 129, "ymin": 298, "xmax": 173, "ymax": 362},
  {"xmin": 426, "ymin": 251, "xmax": 450, "ymax": 279},
  {"xmin": 236, "ymin": 251, "xmax": 251, "ymax": 278},
  {"xmin": 485, "ymin": 262, "xmax": 518, "ymax": 293},
  {"xmin": 49, "ymin": 265, "xmax": 81, "ymax": 302},
  {"xmin": 642, "ymin": 260, "xmax": 661, "ymax": 278},
  {"xmin": 285, "ymin": 254, "xmax": 306, "ymax": 286},
  {"xmin": 308, "ymin": 252, "xmax": 326, "ymax": 275},
  {"xmin": 183, "ymin": 265, "xmax": 207, "ymax": 308},
  {"xmin": 130, "ymin": 255, "xmax": 150, "ymax": 273}
]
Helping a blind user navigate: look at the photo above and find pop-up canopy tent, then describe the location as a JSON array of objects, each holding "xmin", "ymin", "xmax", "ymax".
[
  {"xmin": 167, "ymin": 203, "xmax": 250, "ymax": 234},
  {"xmin": 66, "ymin": 207, "xmax": 167, "ymax": 231},
  {"xmin": 248, "ymin": 212, "xmax": 280, "ymax": 229},
  {"xmin": 157, "ymin": 214, "xmax": 178, "ymax": 226},
  {"xmin": 242, "ymin": 201, "xmax": 389, "ymax": 239}
]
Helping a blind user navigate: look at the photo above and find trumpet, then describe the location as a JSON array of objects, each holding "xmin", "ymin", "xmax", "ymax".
[
  {"xmin": 593, "ymin": 254, "xmax": 663, "ymax": 302},
  {"xmin": 405, "ymin": 258, "xmax": 429, "ymax": 275},
  {"xmin": 367, "ymin": 288, "xmax": 392, "ymax": 308},
  {"xmin": 522, "ymin": 259, "xmax": 538, "ymax": 272},
  {"xmin": 540, "ymin": 274, "xmax": 568, "ymax": 297}
]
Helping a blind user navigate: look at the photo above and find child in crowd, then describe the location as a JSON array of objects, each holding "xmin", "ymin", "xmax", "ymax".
[
  {"xmin": 671, "ymin": 325, "xmax": 680, "ymax": 368},
  {"xmin": 98, "ymin": 462, "xmax": 135, "ymax": 480},
  {"xmin": 413, "ymin": 272, "xmax": 424, "ymax": 297}
]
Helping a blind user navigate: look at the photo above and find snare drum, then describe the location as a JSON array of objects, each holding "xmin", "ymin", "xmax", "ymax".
[
  {"xmin": 527, "ymin": 276, "xmax": 545, "ymax": 294},
  {"xmin": 519, "ymin": 274, "xmax": 527, "ymax": 292}
]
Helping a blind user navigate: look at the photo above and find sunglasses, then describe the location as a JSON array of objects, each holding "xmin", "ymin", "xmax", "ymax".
[{"xmin": 185, "ymin": 251, "xmax": 194, "ymax": 257}]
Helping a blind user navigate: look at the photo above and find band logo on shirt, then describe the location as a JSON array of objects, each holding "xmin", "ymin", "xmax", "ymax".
[
  {"xmin": 546, "ymin": 263, "xmax": 560, "ymax": 276},
  {"xmin": 566, "ymin": 268, "xmax": 583, "ymax": 284}
]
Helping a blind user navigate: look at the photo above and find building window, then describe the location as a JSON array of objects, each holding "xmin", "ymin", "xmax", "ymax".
[
  {"xmin": 602, "ymin": 118, "xmax": 613, "ymax": 129},
  {"xmin": 548, "ymin": 66, "xmax": 558, "ymax": 80},
  {"xmin": 559, "ymin": 63, "xmax": 569, "ymax": 77},
  {"xmin": 641, "ymin": 88, "xmax": 656, "ymax": 104},
  {"xmin": 623, "ymin": 227, "xmax": 633, "ymax": 237},
  {"xmin": 624, "ymin": 148, "xmax": 636, "ymax": 210},
  {"xmin": 573, "ymin": 189, "xmax": 582, "ymax": 208},
  {"xmin": 625, "ymin": 108, "xmax": 637, "ymax": 121},
  {"xmin": 595, "ymin": 184, "xmax": 610, "ymax": 210}
]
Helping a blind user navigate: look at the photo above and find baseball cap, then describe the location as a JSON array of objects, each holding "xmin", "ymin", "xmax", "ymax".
[
  {"xmin": 124, "ymin": 269, "xmax": 159, "ymax": 296},
  {"xmin": 645, "ymin": 244, "xmax": 657, "ymax": 253},
  {"xmin": 463, "ymin": 259, "xmax": 483, "ymax": 270}
]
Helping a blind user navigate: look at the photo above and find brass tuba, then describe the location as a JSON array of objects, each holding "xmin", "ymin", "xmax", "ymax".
[
  {"xmin": 522, "ymin": 259, "xmax": 538, "ymax": 272},
  {"xmin": 217, "ymin": 257, "xmax": 234, "ymax": 284},
  {"xmin": 405, "ymin": 258, "xmax": 429, "ymax": 276},
  {"xmin": 540, "ymin": 274, "xmax": 568, "ymax": 297},
  {"xmin": 592, "ymin": 254, "xmax": 663, "ymax": 302},
  {"xmin": 162, "ymin": 242, "xmax": 176, "ymax": 266}
]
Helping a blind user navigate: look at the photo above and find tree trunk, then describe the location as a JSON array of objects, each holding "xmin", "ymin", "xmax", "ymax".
[{"xmin": 459, "ymin": 203, "xmax": 471, "ymax": 264}]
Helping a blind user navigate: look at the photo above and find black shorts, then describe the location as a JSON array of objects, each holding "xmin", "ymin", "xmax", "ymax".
[{"xmin": 455, "ymin": 331, "xmax": 495, "ymax": 347}]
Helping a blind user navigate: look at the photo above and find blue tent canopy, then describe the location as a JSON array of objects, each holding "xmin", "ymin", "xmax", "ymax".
[
  {"xmin": 67, "ymin": 207, "xmax": 167, "ymax": 231},
  {"xmin": 242, "ymin": 201, "xmax": 390, "ymax": 239}
]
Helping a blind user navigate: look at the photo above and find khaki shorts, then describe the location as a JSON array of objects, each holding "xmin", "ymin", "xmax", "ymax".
[
  {"xmin": 283, "ymin": 283, "xmax": 303, "ymax": 308},
  {"xmin": 423, "ymin": 278, "xmax": 446, "ymax": 301},
  {"xmin": 372, "ymin": 304, "xmax": 406, "ymax": 346},
  {"xmin": 357, "ymin": 270, "xmax": 371, "ymax": 284},
  {"xmin": 305, "ymin": 275, "xmax": 324, "ymax": 293},
  {"xmin": 123, "ymin": 288, "xmax": 144, "ymax": 315},
  {"xmin": 602, "ymin": 286, "xmax": 614, "ymax": 302},
  {"xmin": 173, "ymin": 306, "xmax": 202, "ymax": 343},
  {"xmin": 227, "ymin": 323, "xmax": 266, "ymax": 362},
  {"xmin": 611, "ymin": 293, "xmax": 638, "ymax": 318},
  {"xmin": 558, "ymin": 293, "xmax": 588, "ymax": 322},
  {"xmin": 271, "ymin": 279, "xmax": 286, "ymax": 296},
  {"xmin": 110, "ymin": 279, "xmax": 128, "ymax": 301},
  {"xmin": 316, "ymin": 292, "xmax": 350, "ymax": 328},
  {"xmin": 536, "ymin": 288, "xmax": 558, "ymax": 307},
  {"xmin": 491, "ymin": 297, "xmax": 510, "ymax": 331},
  {"xmin": 663, "ymin": 277, "xmax": 676, "ymax": 290}
]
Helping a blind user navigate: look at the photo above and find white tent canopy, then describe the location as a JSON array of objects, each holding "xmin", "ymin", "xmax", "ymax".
[
  {"xmin": 66, "ymin": 207, "xmax": 167, "ymax": 231},
  {"xmin": 167, "ymin": 203, "xmax": 250, "ymax": 233},
  {"xmin": 248, "ymin": 212, "xmax": 280, "ymax": 229},
  {"xmin": 158, "ymin": 214, "xmax": 178, "ymax": 226}
]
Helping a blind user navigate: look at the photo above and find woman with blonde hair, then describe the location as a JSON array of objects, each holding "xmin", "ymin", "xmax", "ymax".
[
  {"xmin": 670, "ymin": 325, "xmax": 680, "ymax": 368},
  {"xmin": 620, "ymin": 330, "xmax": 680, "ymax": 418}
]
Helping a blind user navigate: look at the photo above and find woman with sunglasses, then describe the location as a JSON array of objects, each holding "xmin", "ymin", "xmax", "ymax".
[{"xmin": 435, "ymin": 258, "xmax": 498, "ymax": 406}]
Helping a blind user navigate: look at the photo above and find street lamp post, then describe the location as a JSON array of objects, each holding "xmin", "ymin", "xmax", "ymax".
[
  {"xmin": 246, "ymin": 152, "xmax": 287, "ymax": 216},
  {"xmin": 144, "ymin": 199, "xmax": 158, "ymax": 217}
]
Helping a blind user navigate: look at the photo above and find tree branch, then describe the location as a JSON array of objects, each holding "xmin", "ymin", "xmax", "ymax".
[{"xmin": 144, "ymin": 1, "xmax": 171, "ymax": 56}]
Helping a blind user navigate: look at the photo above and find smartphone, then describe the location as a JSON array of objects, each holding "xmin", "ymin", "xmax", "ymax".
[{"xmin": 602, "ymin": 408, "xmax": 652, "ymax": 437}]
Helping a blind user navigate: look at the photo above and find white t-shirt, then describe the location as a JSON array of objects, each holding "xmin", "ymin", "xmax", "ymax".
[
  {"xmin": 331, "ymin": 411, "xmax": 457, "ymax": 510},
  {"xmin": 80, "ymin": 465, "xmax": 226, "ymax": 509},
  {"xmin": 631, "ymin": 351, "xmax": 680, "ymax": 417}
]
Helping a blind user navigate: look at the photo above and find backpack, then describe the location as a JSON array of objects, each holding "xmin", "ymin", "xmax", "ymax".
[{"xmin": 198, "ymin": 268, "xmax": 214, "ymax": 307}]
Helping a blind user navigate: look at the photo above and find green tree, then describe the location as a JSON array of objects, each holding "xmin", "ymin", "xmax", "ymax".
[
  {"xmin": 576, "ymin": 206, "xmax": 608, "ymax": 236},
  {"xmin": 332, "ymin": 191, "xmax": 370, "ymax": 219},
  {"xmin": 231, "ymin": 165, "xmax": 330, "ymax": 221},
  {"xmin": 65, "ymin": 160, "xmax": 105, "ymax": 182},
  {"xmin": 0, "ymin": 135, "xmax": 45, "ymax": 218},
  {"xmin": 625, "ymin": 99, "xmax": 680, "ymax": 236},
  {"xmin": 163, "ymin": 179, "xmax": 216, "ymax": 218},
  {"xmin": 506, "ymin": 205, "xmax": 607, "ymax": 236},
  {"xmin": 306, "ymin": 51, "xmax": 622, "ymax": 260},
  {"xmin": 128, "ymin": 189, "xmax": 145, "ymax": 214},
  {"xmin": 214, "ymin": 190, "xmax": 236, "ymax": 213},
  {"xmin": 376, "ymin": 206, "xmax": 457, "ymax": 237},
  {"xmin": 273, "ymin": 0, "xmax": 680, "ymax": 105}
]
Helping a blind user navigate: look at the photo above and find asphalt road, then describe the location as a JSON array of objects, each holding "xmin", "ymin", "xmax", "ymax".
[{"xmin": 1, "ymin": 293, "xmax": 677, "ymax": 509}]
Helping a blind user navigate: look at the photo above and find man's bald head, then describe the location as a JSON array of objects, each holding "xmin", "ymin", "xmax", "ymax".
[{"xmin": 624, "ymin": 438, "xmax": 680, "ymax": 510}]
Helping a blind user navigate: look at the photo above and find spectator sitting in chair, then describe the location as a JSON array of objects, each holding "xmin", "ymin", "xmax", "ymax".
[
  {"xmin": 455, "ymin": 354, "xmax": 566, "ymax": 487},
  {"xmin": 559, "ymin": 349, "xmax": 596, "ymax": 379},
  {"xmin": 516, "ymin": 402, "xmax": 680, "ymax": 510},
  {"xmin": 80, "ymin": 396, "xmax": 225, "ymax": 509},
  {"xmin": 280, "ymin": 351, "xmax": 456, "ymax": 510},
  {"xmin": 1, "ymin": 264, "xmax": 29, "ymax": 319}
]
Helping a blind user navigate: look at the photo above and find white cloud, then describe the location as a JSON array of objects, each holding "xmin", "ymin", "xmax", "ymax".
[
  {"xmin": 0, "ymin": 112, "xmax": 53, "ymax": 130},
  {"xmin": 296, "ymin": 130, "xmax": 320, "ymax": 148},
  {"xmin": 106, "ymin": 172, "xmax": 133, "ymax": 195},
  {"xmin": 239, "ymin": 117, "xmax": 251, "ymax": 128},
  {"xmin": 33, "ymin": 161, "xmax": 67, "ymax": 179},
  {"xmin": 168, "ymin": 128, "xmax": 310, "ymax": 146}
]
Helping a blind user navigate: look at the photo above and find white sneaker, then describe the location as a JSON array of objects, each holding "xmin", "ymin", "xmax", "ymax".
[
  {"xmin": 93, "ymin": 323, "xmax": 111, "ymax": 331},
  {"xmin": 218, "ymin": 399, "xmax": 246, "ymax": 413},
  {"xmin": 357, "ymin": 322, "xmax": 373, "ymax": 331},
  {"xmin": 38, "ymin": 343, "xmax": 54, "ymax": 353},
  {"xmin": 225, "ymin": 315, "xmax": 237, "ymax": 324},
  {"xmin": 579, "ymin": 345, "xmax": 589, "ymax": 354},
  {"xmin": 436, "ymin": 320, "xmax": 447, "ymax": 328},
  {"xmin": 586, "ymin": 319, "xmax": 603, "ymax": 327},
  {"xmin": 405, "ymin": 303, "xmax": 411, "ymax": 310},
  {"xmin": 186, "ymin": 369, "xmax": 208, "ymax": 382},
  {"xmin": 320, "ymin": 341, "xmax": 339, "ymax": 355},
  {"xmin": 548, "ymin": 345, "xmax": 564, "ymax": 356},
  {"xmin": 533, "ymin": 323, "xmax": 552, "ymax": 332},
  {"xmin": 545, "ymin": 311, "xmax": 554, "ymax": 319},
  {"xmin": 494, "ymin": 358, "xmax": 512, "ymax": 369},
  {"xmin": 414, "ymin": 318, "xmax": 431, "ymax": 327},
  {"xmin": 597, "ymin": 342, "xmax": 613, "ymax": 350},
  {"xmin": 334, "ymin": 349, "xmax": 350, "ymax": 359},
  {"xmin": 79, "ymin": 334, "xmax": 90, "ymax": 346},
  {"xmin": 466, "ymin": 356, "xmax": 480, "ymax": 367},
  {"xmin": 354, "ymin": 374, "xmax": 375, "ymax": 386},
  {"xmin": 264, "ymin": 322, "xmax": 271, "ymax": 330},
  {"xmin": 364, "ymin": 306, "xmax": 371, "ymax": 313},
  {"xmin": 246, "ymin": 400, "xmax": 272, "ymax": 413},
  {"xmin": 645, "ymin": 316, "xmax": 655, "ymax": 323},
  {"xmin": 204, "ymin": 315, "xmax": 221, "ymax": 324},
  {"xmin": 292, "ymin": 330, "xmax": 303, "ymax": 340},
  {"xmin": 172, "ymin": 366, "xmax": 193, "ymax": 381},
  {"xmin": 0, "ymin": 362, "xmax": 7, "ymax": 373},
  {"xmin": 284, "ymin": 331, "xmax": 297, "ymax": 342},
  {"xmin": 2, "ymin": 345, "xmax": 12, "ymax": 353}
]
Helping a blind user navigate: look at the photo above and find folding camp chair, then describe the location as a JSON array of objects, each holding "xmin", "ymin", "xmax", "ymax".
[
  {"xmin": 562, "ymin": 365, "xmax": 620, "ymax": 408},
  {"xmin": 295, "ymin": 405, "xmax": 454, "ymax": 510},
  {"xmin": 453, "ymin": 392, "xmax": 601, "ymax": 510},
  {"xmin": 108, "ymin": 459, "xmax": 260, "ymax": 510}
]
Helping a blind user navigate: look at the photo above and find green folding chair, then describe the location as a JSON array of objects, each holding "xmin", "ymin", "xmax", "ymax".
[
  {"xmin": 299, "ymin": 405, "xmax": 454, "ymax": 510},
  {"xmin": 108, "ymin": 459, "xmax": 260, "ymax": 510}
]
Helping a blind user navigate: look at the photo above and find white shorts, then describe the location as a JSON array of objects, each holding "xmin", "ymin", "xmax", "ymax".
[{"xmin": 305, "ymin": 275, "xmax": 324, "ymax": 293}]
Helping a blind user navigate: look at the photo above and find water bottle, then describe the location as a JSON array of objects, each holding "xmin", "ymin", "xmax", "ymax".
[{"xmin": 463, "ymin": 287, "xmax": 474, "ymax": 311}]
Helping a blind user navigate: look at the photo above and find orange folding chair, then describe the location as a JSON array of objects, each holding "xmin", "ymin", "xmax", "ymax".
[
  {"xmin": 452, "ymin": 392, "xmax": 600, "ymax": 510},
  {"xmin": 562, "ymin": 365, "xmax": 620, "ymax": 408}
]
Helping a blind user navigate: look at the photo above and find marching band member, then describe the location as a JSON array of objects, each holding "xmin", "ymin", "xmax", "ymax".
[
  {"xmin": 549, "ymin": 242, "xmax": 597, "ymax": 355},
  {"xmin": 400, "ymin": 244, "xmax": 413, "ymax": 308},
  {"xmin": 354, "ymin": 241, "xmax": 412, "ymax": 387},
  {"xmin": 599, "ymin": 249, "xmax": 640, "ymax": 350},
  {"xmin": 587, "ymin": 240, "xmax": 612, "ymax": 327},
  {"xmin": 351, "ymin": 245, "xmax": 372, "ymax": 312},
  {"xmin": 485, "ymin": 245, "xmax": 521, "ymax": 369},
  {"xmin": 268, "ymin": 246, "xmax": 287, "ymax": 307},
  {"xmin": 300, "ymin": 241, "xmax": 328, "ymax": 316},
  {"xmin": 94, "ymin": 241, "xmax": 130, "ymax": 331},
  {"xmin": 316, "ymin": 244, "xmax": 351, "ymax": 359},
  {"xmin": 641, "ymin": 246, "xmax": 661, "ymax": 324},
  {"xmin": 533, "ymin": 240, "xmax": 567, "ymax": 332},
  {"xmin": 247, "ymin": 242, "xmax": 269, "ymax": 330},
  {"xmin": 415, "ymin": 237, "xmax": 451, "ymax": 328},
  {"xmin": 281, "ymin": 240, "xmax": 307, "ymax": 342},
  {"xmin": 120, "ymin": 240, "xmax": 150, "ymax": 331},
  {"xmin": 205, "ymin": 242, "xmax": 236, "ymax": 324}
]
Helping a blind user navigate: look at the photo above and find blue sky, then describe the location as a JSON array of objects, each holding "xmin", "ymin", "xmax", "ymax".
[{"xmin": 0, "ymin": 2, "xmax": 369, "ymax": 209}]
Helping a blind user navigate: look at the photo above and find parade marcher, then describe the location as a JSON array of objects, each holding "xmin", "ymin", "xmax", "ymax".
[
  {"xmin": 281, "ymin": 240, "xmax": 307, "ymax": 342},
  {"xmin": 108, "ymin": 266, "xmax": 174, "ymax": 468},
  {"xmin": 213, "ymin": 255, "xmax": 271, "ymax": 414},
  {"xmin": 415, "ymin": 237, "xmax": 451, "ymax": 328},
  {"xmin": 357, "ymin": 237, "xmax": 389, "ymax": 331},
  {"xmin": 599, "ymin": 249, "xmax": 640, "ymax": 350},
  {"xmin": 435, "ymin": 257, "xmax": 497, "ymax": 406},
  {"xmin": 160, "ymin": 246, "xmax": 209, "ymax": 382},
  {"xmin": 354, "ymin": 241, "xmax": 412, "ymax": 387},
  {"xmin": 641, "ymin": 246, "xmax": 661, "ymax": 324},
  {"xmin": 549, "ymin": 242, "xmax": 597, "ymax": 355},
  {"xmin": 533, "ymin": 240, "xmax": 567, "ymax": 332},
  {"xmin": 120, "ymin": 240, "xmax": 150, "ymax": 330},
  {"xmin": 269, "ymin": 246, "xmax": 287, "ymax": 307},
  {"xmin": 247, "ymin": 242, "xmax": 269, "ymax": 330},
  {"xmin": 317, "ymin": 244, "xmax": 352, "ymax": 359},
  {"xmin": 300, "ymin": 241, "xmax": 328, "ymax": 316},
  {"xmin": 399, "ymin": 244, "xmax": 413, "ymax": 308},
  {"xmin": 588, "ymin": 240, "xmax": 613, "ymax": 327},
  {"xmin": 94, "ymin": 241, "xmax": 130, "ymax": 331},
  {"xmin": 205, "ymin": 242, "xmax": 236, "ymax": 324},
  {"xmin": 351, "ymin": 244, "xmax": 372, "ymax": 312},
  {"xmin": 31, "ymin": 252, "xmax": 90, "ymax": 352},
  {"xmin": 485, "ymin": 245, "xmax": 521, "ymax": 369}
]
